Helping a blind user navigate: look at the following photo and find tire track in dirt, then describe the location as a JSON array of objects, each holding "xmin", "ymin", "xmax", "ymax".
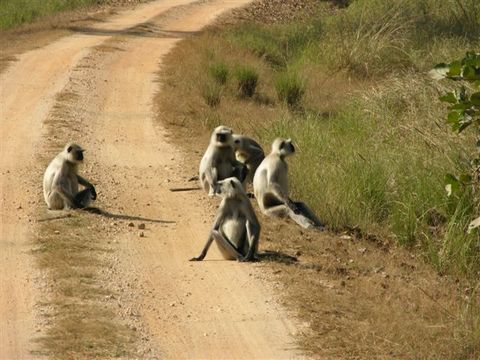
[{"xmin": 1, "ymin": 0, "xmax": 304, "ymax": 358}]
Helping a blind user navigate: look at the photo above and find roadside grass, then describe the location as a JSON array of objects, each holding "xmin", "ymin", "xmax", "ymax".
[
  {"xmin": 160, "ymin": 0, "xmax": 480, "ymax": 278},
  {"xmin": 157, "ymin": 0, "xmax": 480, "ymax": 357},
  {"xmin": 234, "ymin": 65, "xmax": 259, "ymax": 98},
  {"xmin": 0, "ymin": 0, "xmax": 100, "ymax": 29},
  {"xmin": 275, "ymin": 70, "xmax": 305, "ymax": 108}
]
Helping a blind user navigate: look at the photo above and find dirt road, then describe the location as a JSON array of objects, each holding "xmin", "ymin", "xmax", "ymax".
[{"xmin": 0, "ymin": 1, "xmax": 302, "ymax": 358}]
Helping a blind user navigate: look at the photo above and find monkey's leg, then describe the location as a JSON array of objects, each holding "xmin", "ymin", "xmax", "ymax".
[
  {"xmin": 211, "ymin": 230, "xmax": 245, "ymax": 261},
  {"xmin": 292, "ymin": 201, "xmax": 324, "ymax": 229},
  {"xmin": 47, "ymin": 192, "xmax": 66, "ymax": 210},
  {"xmin": 74, "ymin": 189, "xmax": 94, "ymax": 209},
  {"xmin": 264, "ymin": 204, "xmax": 291, "ymax": 218}
]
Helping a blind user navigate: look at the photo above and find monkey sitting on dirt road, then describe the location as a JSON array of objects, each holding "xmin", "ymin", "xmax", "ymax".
[
  {"xmin": 190, "ymin": 177, "xmax": 260, "ymax": 262},
  {"xmin": 232, "ymin": 134, "xmax": 265, "ymax": 184},
  {"xmin": 199, "ymin": 126, "xmax": 247, "ymax": 196},
  {"xmin": 43, "ymin": 143, "xmax": 97, "ymax": 210},
  {"xmin": 253, "ymin": 138, "xmax": 324, "ymax": 230}
]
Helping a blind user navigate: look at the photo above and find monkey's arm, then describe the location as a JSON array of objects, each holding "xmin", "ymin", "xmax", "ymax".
[
  {"xmin": 268, "ymin": 183, "xmax": 297, "ymax": 209},
  {"xmin": 77, "ymin": 175, "xmax": 97, "ymax": 200},
  {"xmin": 189, "ymin": 212, "xmax": 222, "ymax": 261},
  {"xmin": 267, "ymin": 169, "xmax": 298, "ymax": 211},
  {"xmin": 204, "ymin": 165, "xmax": 218, "ymax": 195}
]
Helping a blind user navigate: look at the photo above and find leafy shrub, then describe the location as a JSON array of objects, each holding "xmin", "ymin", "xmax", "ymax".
[
  {"xmin": 235, "ymin": 66, "xmax": 259, "ymax": 97},
  {"xmin": 208, "ymin": 62, "xmax": 229, "ymax": 85},
  {"xmin": 275, "ymin": 71, "xmax": 305, "ymax": 108}
]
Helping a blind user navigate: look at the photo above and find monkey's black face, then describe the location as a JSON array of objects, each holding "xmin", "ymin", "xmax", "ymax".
[
  {"xmin": 281, "ymin": 141, "xmax": 295, "ymax": 153},
  {"xmin": 217, "ymin": 133, "xmax": 228, "ymax": 143},
  {"xmin": 289, "ymin": 143, "xmax": 295, "ymax": 153},
  {"xmin": 76, "ymin": 150, "xmax": 84, "ymax": 161}
]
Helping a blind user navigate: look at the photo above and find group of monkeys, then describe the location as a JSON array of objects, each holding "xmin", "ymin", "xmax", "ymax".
[
  {"xmin": 42, "ymin": 125, "xmax": 322, "ymax": 263},
  {"xmin": 193, "ymin": 126, "xmax": 323, "ymax": 262}
]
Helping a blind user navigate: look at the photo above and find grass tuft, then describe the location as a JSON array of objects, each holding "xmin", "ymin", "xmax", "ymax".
[
  {"xmin": 208, "ymin": 62, "xmax": 229, "ymax": 85},
  {"xmin": 275, "ymin": 71, "xmax": 305, "ymax": 108},
  {"xmin": 235, "ymin": 65, "xmax": 259, "ymax": 98},
  {"xmin": 201, "ymin": 81, "xmax": 222, "ymax": 107}
]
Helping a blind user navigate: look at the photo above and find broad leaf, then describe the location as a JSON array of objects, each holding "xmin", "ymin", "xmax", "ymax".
[
  {"xmin": 447, "ymin": 61, "xmax": 462, "ymax": 77},
  {"xmin": 439, "ymin": 92, "xmax": 457, "ymax": 104},
  {"xmin": 470, "ymin": 92, "xmax": 480, "ymax": 106},
  {"xmin": 447, "ymin": 111, "xmax": 461, "ymax": 124}
]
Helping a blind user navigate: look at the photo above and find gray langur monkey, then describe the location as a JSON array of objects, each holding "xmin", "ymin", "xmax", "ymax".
[
  {"xmin": 199, "ymin": 126, "xmax": 247, "ymax": 196},
  {"xmin": 190, "ymin": 177, "xmax": 260, "ymax": 262},
  {"xmin": 43, "ymin": 143, "xmax": 97, "ymax": 210},
  {"xmin": 232, "ymin": 134, "xmax": 265, "ymax": 183},
  {"xmin": 253, "ymin": 138, "xmax": 324, "ymax": 230}
]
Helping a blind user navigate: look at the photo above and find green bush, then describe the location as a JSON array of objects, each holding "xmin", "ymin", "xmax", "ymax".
[
  {"xmin": 208, "ymin": 62, "xmax": 229, "ymax": 85},
  {"xmin": 275, "ymin": 71, "xmax": 305, "ymax": 108},
  {"xmin": 235, "ymin": 66, "xmax": 259, "ymax": 98}
]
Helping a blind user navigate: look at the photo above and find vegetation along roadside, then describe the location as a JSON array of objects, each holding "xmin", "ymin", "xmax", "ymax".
[{"xmin": 156, "ymin": 0, "xmax": 480, "ymax": 358}]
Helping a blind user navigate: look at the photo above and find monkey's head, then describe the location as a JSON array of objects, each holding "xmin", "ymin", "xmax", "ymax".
[
  {"xmin": 215, "ymin": 177, "xmax": 246, "ymax": 199},
  {"xmin": 212, "ymin": 126, "xmax": 234, "ymax": 147},
  {"xmin": 64, "ymin": 143, "xmax": 85, "ymax": 164},
  {"xmin": 232, "ymin": 134, "xmax": 244, "ymax": 151},
  {"xmin": 272, "ymin": 138, "xmax": 295, "ymax": 158}
]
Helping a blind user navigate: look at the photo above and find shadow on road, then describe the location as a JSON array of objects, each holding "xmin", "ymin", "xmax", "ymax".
[
  {"xmin": 68, "ymin": 22, "xmax": 201, "ymax": 38},
  {"xmin": 83, "ymin": 207, "xmax": 176, "ymax": 224},
  {"xmin": 38, "ymin": 207, "xmax": 175, "ymax": 224}
]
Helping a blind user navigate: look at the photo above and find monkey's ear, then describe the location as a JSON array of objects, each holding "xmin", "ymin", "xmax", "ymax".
[
  {"xmin": 67, "ymin": 146, "xmax": 73, "ymax": 153},
  {"xmin": 230, "ymin": 179, "xmax": 236, "ymax": 188}
]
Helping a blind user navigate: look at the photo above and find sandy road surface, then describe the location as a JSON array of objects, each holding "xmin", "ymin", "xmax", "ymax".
[{"xmin": 0, "ymin": 0, "xmax": 302, "ymax": 358}]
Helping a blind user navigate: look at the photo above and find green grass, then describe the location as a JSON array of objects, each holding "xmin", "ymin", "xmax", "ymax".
[
  {"xmin": 208, "ymin": 62, "xmax": 229, "ymax": 85},
  {"xmin": 155, "ymin": 0, "xmax": 480, "ymax": 355},
  {"xmin": 234, "ymin": 65, "xmax": 259, "ymax": 97},
  {"xmin": 201, "ymin": 81, "xmax": 222, "ymax": 107},
  {"xmin": 275, "ymin": 70, "xmax": 305, "ymax": 108},
  {"xmin": 219, "ymin": 0, "xmax": 480, "ymax": 277},
  {"xmin": 164, "ymin": 0, "xmax": 480, "ymax": 277},
  {"xmin": 0, "ymin": 0, "xmax": 100, "ymax": 29}
]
